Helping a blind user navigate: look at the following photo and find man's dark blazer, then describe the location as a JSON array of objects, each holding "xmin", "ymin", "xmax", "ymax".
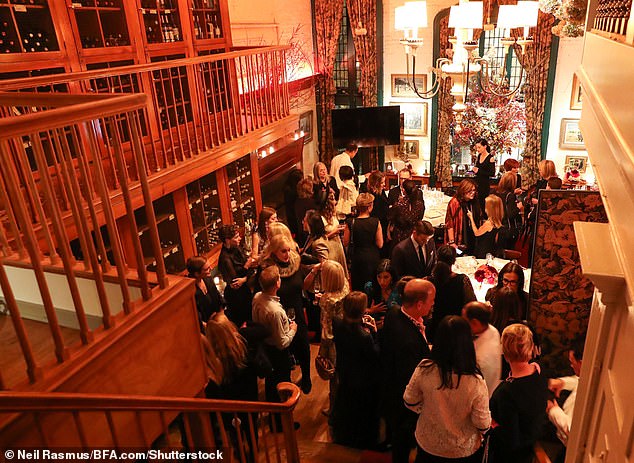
[
  {"xmin": 387, "ymin": 185, "xmax": 424, "ymax": 206},
  {"xmin": 391, "ymin": 235, "xmax": 437, "ymax": 280},
  {"xmin": 379, "ymin": 307, "xmax": 431, "ymax": 424}
]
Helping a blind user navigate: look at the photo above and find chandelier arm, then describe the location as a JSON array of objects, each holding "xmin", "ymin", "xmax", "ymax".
[
  {"xmin": 404, "ymin": 53, "xmax": 442, "ymax": 99},
  {"xmin": 476, "ymin": 57, "xmax": 525, "ymax": 98},
  {"xmin": 464, "ymin": 59, "xmax": 471, "ymax": 105}
]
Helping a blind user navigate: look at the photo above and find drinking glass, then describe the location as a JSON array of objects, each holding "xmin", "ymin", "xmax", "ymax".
[{"xmin": 287, "ymin": 308, "xmax": 296, "ymax": 321}]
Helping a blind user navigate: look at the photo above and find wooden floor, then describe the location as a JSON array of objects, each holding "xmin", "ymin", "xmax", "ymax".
[{"xmin": 0, "ymin": 313, "xmax": 82, "ymax": 390}]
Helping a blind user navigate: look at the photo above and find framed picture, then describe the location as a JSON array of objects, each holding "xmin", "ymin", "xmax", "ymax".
[
  {"xmin": 391, "ymin": 74, "xmax": 427, "ymax": 98},
  {"xmin": 298, "ymin": 110, "xmax": 313, "ymax": 144},
  {"xmin": 570, "ymin": 74, "xmax": 582, "ymax": 110},
  {"xmin": 559, "ymin": 118, "xmax": 585, "ymax": 150},
  {"xmin": 385, "ymin": 161, "xmax": 394, "ymax": 172},
  {"xmin": 565, "ymin": 155, "xmax": 588, "ymax": 173},
  {"xmin": 391, "ymin": 101, "xmax": 427, "ymax": 136},
  {"xmin": 401, "ymin": 139, "xmax": 420, "ymax": 159}
]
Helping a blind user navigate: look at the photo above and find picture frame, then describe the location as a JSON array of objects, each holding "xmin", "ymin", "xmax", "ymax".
[
  {"xmin": 559, "ymin": 118, "xmax": 585, "ymax": 150},
  {"xmin": 401, "ymin": 139, "xmax": 420, "ymax": 159},
  {"xmin": 298, "ymin": 110, "xmax": 313, "ymax": 144},
  {"xmin": 564, "ymin": 155, "xmax": 588, "ymax": 173},
  {"xmin": 570, "ymin": 74, "xmax": 582, "ymax": 110},
  {"xmin": 385, "ymin": 161, "xmax": 394, "ymax": 172},
  {"xmin": 391, "ymin": 74, "xmax": 427, "ymax": 98},
  {"xmin": 391, "ymin": 101, "xmax": 427, "ymax": 136}
]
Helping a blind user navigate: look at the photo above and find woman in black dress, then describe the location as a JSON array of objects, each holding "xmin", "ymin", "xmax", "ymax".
[
  {"xmin": 467, "ymin": 195, "xmax": 507, "ymax": 259},
  {"xmin": 488, "ymin": 323, "xmax": 548, "ymax": 463},
  {"xmin": 218, "ymin": 224, "xmax": 256, "ymax": 328},
  {"xmin": 425, "ymin": 245, "xmax": 476, "ymax": 343},
  {"xmin": 331, "ymin": 291, "xmax": 380, "ymax": 449},
  {"xmin": 350, "ymin": 193, "xmax": 383, "ymax": 291},
  {"xmin": 186, "ymin": 256, "xmax": 224, "ymax": 332},
  {"xmin": 472, "ymin": 138, "xmax": 496, "ymax": 213},
  {"xmin": 367, "ymin": 171, "xmax": 390, "ymax": 255},
  {"xmin": 387, "ymin": 179, "xmax": 425, "ymax": 247},
  {"xmin": 260, "ymin": 234, "xmax": 312, "ymax": 394}
]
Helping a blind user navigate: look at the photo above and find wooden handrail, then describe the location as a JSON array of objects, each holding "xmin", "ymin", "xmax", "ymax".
[
  {"xmin": 0, "ymin": 383, "xmax": 301, "ymax": 414},
  {"xmin": 0, "ymin": 45, "xmax": 291, "ymax": 91},
  {"xmin": 0, "ymin": 93, "xmax": 148, "ymax": 140},
  {"xmin": 0, "ymin": 92, "xmax": 126, "ymax": 106}
]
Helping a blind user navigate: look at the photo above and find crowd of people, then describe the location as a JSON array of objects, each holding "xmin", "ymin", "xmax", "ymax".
[{"xmin": 189, "ymin": 144, "xmax": 580, "ymax": 463}]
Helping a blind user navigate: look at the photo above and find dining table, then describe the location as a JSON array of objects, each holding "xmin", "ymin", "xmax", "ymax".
[
  {"xmin": 453, "ymin": 255, "xmax": 531, "ymax": 302},
  {"xmin": 422, "ymin": 189, "xmax": 452, "ymax": 228}
]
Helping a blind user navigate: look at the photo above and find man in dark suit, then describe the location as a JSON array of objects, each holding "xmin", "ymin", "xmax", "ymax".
[
  {"xmin": 380, "ymin": 279, "xmax": 435, "ymax": 463},
  {"xmin": 391, "ymin": 220, "xmax": 437, "ymax": 280},
  {"xmin": 387, "ymin": 168, "xmax": 412, "ymax": 206}
]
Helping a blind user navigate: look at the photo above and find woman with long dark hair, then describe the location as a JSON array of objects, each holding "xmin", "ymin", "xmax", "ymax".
[
  {"xmin": 467, "ymin": 194, "xmax": 507, "ymax": 259},
  {"xmin": 363, "ymin": 259, "xmax": 399, "ymax": 324},
  {"xmin": 404, "ymin": 316, "xmax": 491, "ymax": 462},
  {"xmin": 426, "ymin": 245, "xmax": 476, "ymax": 343},
  {"xmin": 485, "ymin": 262, "xmax": 528, "ymax": 320},
  {"xmin": 250, "ymin": 207, "xmax": 277, "ymax": 262},
  {"xmin": 218, "ymin": 224, "xmax": 256, "ymax": 328},
  {"xmin": 444, "ymin": 179, "xmax": 480, "ymax": 255},
  {"xmin": 496, "ymin": 172, "xmax": 523, "ymax": 248},
  {"xmin": 472, "ymin": 138, "xmax": 496, "ymax": 212},
  {"xmin": 331, "ymin": 291, "xmax": 380, "ymax": 449},
  {"xmin": 186, "ymin": 256, "xmax": 224, "ymax": 332}
]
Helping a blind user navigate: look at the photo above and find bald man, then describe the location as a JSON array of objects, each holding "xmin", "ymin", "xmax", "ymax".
[{"xmin": 381, "ymin": 279, "xmax": 435, "ymax": 463}]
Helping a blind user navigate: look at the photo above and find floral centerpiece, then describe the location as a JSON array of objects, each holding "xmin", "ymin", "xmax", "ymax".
[{"xmin": 474, "ymin": 264, "xmax": 499, "ymax": 286}]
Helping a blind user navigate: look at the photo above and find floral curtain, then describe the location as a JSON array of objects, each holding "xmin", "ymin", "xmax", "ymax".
[
  {"xmin": 511, "ymin": 11, "xmax": 556, "ymax": 187},
  {"xmin": 347, "ymin": 0, "xmax": 379, "ymax": 170},
  {"xmin": 315, "ymin": 0, "xmax": 345, "ymax": 167},
  {"xmin": 434, "ymin": 14, "xmax": 455, "ymax": 189}
]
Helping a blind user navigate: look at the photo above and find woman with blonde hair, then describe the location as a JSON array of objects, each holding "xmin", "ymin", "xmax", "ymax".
[
  {"xmin": 314, "ymin": 259, "xmax": 349, "ymax": 414},
  {"xmin": 260, "ymin": 234, "xmax": 312, "ymax": 393},
  {"xmin": 318, "ymin": 188, "xmax": 349, "ymax": 278},
  {"xmin": 488, "ymin": 323, "xmax": 548, "ymax": 463},
  {"xmin": 467, "ymin": 194, "xmax": 507, "ymax": 258},
  {"xmin": 313, "ymin": 161, "xmax": 339, "ymax": 203},
  {"xmin": 349, "ymin": 193, "xmax": 383, "ymax": 291},
  {"xmin": 267, "ymin": 222, "xmax": 298, "ymax": 251}
]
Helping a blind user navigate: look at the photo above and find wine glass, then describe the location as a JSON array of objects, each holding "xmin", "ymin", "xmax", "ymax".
[{"xmin": 287, "ymin": 308, "xmax": 296, "ymax": 321}]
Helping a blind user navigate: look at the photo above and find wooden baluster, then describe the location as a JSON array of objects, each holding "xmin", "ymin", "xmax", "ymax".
[
  {"xmin": 260, "ymin": 53, "xmax": 273, "ymax": 126},
  {"xmin": 145, "ymin": 70, "xmax": 170, "ymax": 170},
  {"xmin": 281, "ymin": 50, "xmax": 290, "ymax": 116},
  {"xmin": 274, "ymin": 51, "xmax": 284, "ymax": 119},
  {"xmin": 48, "ymin": 128, "xmax": 91, "ymax": 270},
  {"xmin": 195, "ymin": 63, "xmax": 213, "ymax": 151},
  {"xmin": 233, "ymin": 412, "xmax": 248, "ymax": 463},
  {"xmin": 222, "ymin": 58, "xmax": 239, "ymax": 139},
  {"xmin": 0, "ymin": 140, "xmax": 68, "ymax": 363},
  {"xmin": 73, "ymin": 411, "xmax": 89, "ymax": 449},
  {"xmin": 247, "ymin": 55, "xmax": 262, "ymax": 130},
  {"xmin": 34, "ymin": 413, "xmax": 50, "ymax": 447},
  {"xmin": 208, "ymin": 62, "xmax": 224, "ymax": 146},
  {"xmin": 0, "ymin": 260, "xmax": 43, "ymax": 384},
  {"xmin": 168, "ymin": 67, "xmax": 186, "ymax": 163},
  {"xmin": 11, "ymin": 137, "xmax": 60, "ymax": 264},
  {"xmin": 215, "ymin": 411, "xmax": 233, "ymax": 458},
  {"xmin": 159, "ymin": 411, "xmax": 171, "ymax": 449},
  {"xmin": 211, "ymin": 59, "xmax": 228, "ymax": 144},
  {"xmin": 105, "ymin": 411, "xmax": 121, "ymax": 449},
  {"xmin": 230, "ymin": 57, "xmax": 246, "ymax": 137},
  {"xmin": 83, "ymin": 121, "xmax": 133, "ymax": 314},
  {"xmin": 70, "ymin": 125, "xmax": 111, "ymax": 274},
  {"xmin": 156, "ymin": 69, "xmax": 178, "ymax": 165},
  {"xmin": 61, "ymin": 126, "xmax": 114, "ymax": 328},
  {"xmin": 130, "ymin": 111, "xmax": 168, "ymax": 288},
  {"xmin": 241, "ymin": 55, "xmax": 255, "ymax": 133},
  {"xmin": 31, "ymin": 134, "xmax": 93, "ymax": 344},
  {"xmin": 44, "ymin": 131, "xmax": 72, "ymax": 212},
  {"xmin": 106, "ymin": 117, "xmax": 152, "ymax": 299},
  {"xmin": 247, "ymin": 413, "xmax": 259, "ymax": 458},
  {"xmin": 0, "ymin": 173, "xmax": 25, "ymax": 259},
  {"xmin": 182, "ymin": 413, "xmax": 195, "ymax": 450},
  {"xmin": 175, "ymin": 65, "xmax": 195, "ymax": 158},
  {"xmin": 280, "ymin": 410, "xmax": 299, "ymax": 463},
  {"xmin": 260, "ymin": 413, "xmax": 273, "ymax": 463},
  {"xmin": 0, "ymin": 216, "xmax": 12, "ymax": 257},
  {"xmin": 268, "ymin": 52, "xmax": 279, "ymax": 122}
]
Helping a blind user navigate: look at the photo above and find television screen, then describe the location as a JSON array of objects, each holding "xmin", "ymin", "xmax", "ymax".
[{"xmin": 331, "ymin": 106, "xmax": 401, "ymax": 148}]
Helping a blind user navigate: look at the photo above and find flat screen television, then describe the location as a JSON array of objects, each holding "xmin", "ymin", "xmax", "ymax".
[{"xmin": 331, "ymin": 106, "xmax": 401, "ymax": 148}]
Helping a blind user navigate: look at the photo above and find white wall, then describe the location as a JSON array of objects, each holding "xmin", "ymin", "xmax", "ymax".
[
  {"xmin": 227, "ymin": 0, "xmax": 318, "ymax": 175},
  {"xmin": 545, "ymin": 37, "xmax": 593, "ymax": 182}
]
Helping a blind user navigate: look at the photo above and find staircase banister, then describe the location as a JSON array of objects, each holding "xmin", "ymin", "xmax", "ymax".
[
  {"xmin": 0, "ymin": 383, "xmax": 301, "ymax": 414},
  {"xmin": 0, "ymin": 45, "xmax": 292, "ymax": 92},
  {"xmin": 0, "ymin": 93, "xmax": 148, "ymax": 140}
]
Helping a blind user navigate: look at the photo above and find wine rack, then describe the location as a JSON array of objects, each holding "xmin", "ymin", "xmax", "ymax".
[
  {"xmin": 226, "ymin": 155, "xmax": 256, "ymax": 231},
  {"xmin": 135, "ymin": 194, "xmax": 185, "ymax": 274},
  {"xmin": 70, "ymin": 0, "xmax": 130, "ymax": 50},
  {"xmin": 69, "ymin": 224, "xmax": 114, "ymax": 266},
  {"xmin": 187, "ymin": 172, "xmax": 222, "ymax": 256},
  {"xmin": 191, "ymin": 0, "xmax": 223, "ymax": 40},
  {"xmin": 593, "ymin": 0, "xmax": 632, "ymax": 35},
  {"xmin": 140, "ymin": 0, "xmax": 182, "ymax": 44},
  {"xmin": 151, "ymin": 54, "xmax": 193, "ymax": 130},
  {"xmin": 0, "ymin": 1, "xmax": 58, "ymax": 53}
]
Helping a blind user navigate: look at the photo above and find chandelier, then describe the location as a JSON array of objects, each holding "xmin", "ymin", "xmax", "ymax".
[{"xmin": 395, "ymin": 0, "xmax": 539, "ymax": 117}]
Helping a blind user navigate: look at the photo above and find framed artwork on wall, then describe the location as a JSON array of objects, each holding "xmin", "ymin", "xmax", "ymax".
[
  {"xmin": 559, "ymin": 118, "xmax": 585, "ymax": 150},
  {"xmin": 391, "ymin": 101, "xmax": 427, "ymax": 136},
  {"xmin": 570, "ymin": 74, "xmax": 582, "ymax": 110},
  {"xmin": 401, "ymin": 139, "xmax": 420, "ymax": 158},
  {"xmin": 299, "ymin": 110, "xmax": 313, "ymax": 144},
  {"xmin": 391, "ymin": 74, "xmax": 427, "ymax": 98},
  {"xmin": 565, "ymin": 155, "xmax": 588, "ymax": 173}
]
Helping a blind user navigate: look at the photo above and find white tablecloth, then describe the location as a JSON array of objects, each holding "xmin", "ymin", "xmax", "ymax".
[
  {"xmin": 453, "ymin": 256, "xmax": 531, "ymax": 302},
  {"xmin": 423, "ymin": 191, "xmax": 451, "ymax": 228}
]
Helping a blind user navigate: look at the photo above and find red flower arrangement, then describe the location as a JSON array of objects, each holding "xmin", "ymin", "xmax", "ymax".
[{"xmin": 474, "ymin": 264, "xmax": 499, "ymax": 285}]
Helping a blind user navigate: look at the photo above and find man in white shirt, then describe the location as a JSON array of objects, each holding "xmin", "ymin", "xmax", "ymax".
[
  {"xmin": 252, "ymin": 266, "xmax": 297, "ymax": 405},
  {"xmin": 547, "ymin": 337, "xmax": 585, "ymax": 447},
  {"xmin": 462, "ymin": 301, "xmax": 502, "ymax": 397},
  {"xmin": 330, "ymin": 143, "xmax": 358, "ymax": 189}
]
